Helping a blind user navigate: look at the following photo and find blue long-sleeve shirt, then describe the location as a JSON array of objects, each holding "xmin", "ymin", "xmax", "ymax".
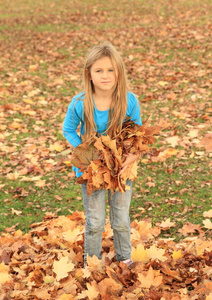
[{"xmin": 63, "ymin": 91, "xmax": 142, "ymax": 177}]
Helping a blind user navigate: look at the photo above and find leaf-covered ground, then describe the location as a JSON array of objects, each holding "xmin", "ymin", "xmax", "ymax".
[
  {"xmin": 0, "ymin": 0, "xmax": 212, "ymax": 298},
  {"xmin": 0, "ymin": 211, "xmax": 212, "ymax": 299}
]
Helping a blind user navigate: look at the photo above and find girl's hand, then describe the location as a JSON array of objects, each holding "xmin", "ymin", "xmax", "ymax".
[{"xmin": 119, "ymin": 153, "xmax": 140, "ymax": 175}]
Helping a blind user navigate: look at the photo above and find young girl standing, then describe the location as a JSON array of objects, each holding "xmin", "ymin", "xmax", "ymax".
[{"xmin": 63, "ymin": 41, "xmax": 142, "ymax": 266}]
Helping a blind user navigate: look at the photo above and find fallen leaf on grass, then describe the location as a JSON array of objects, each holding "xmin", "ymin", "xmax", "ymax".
[
  {"xmin": 11, "ymin": 208, "xmax": 22, "ymax": 216},
  {"xmin": 203, "ymin": 210, "xmax": 212, "ymax": 218},
  {"xmin": 203, "ymin": 219, "xmax": 212, "ymax": 230},
  {"xmin": 35, "ymin": 180, "xmax": 46, "ymax": 187},
  {"xmin": 199, "ymin": 133, "xmax": 212, "ymax": 152},
  {"xmin": 178, "ymin": 223, "xmax": 202, "ymax": 235},
  {"xmin": 157, "ymin": 218, "xmax": 176, "ymax": 229}
]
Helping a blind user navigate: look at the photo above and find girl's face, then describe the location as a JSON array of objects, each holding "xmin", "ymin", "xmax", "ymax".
[{"xmin": 90, "ymin": 56, "xmax": 117, "ymax": 94}]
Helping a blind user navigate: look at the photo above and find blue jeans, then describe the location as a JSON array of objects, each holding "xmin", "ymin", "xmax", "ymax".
[{"xmin": 81, "ymin": 179, "xmax": 132, "ymax": 262}]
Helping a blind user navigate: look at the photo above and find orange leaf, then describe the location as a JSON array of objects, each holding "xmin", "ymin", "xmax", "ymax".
[{"xmin": 137, "ymin": 266, "xmax": 163, "ymax": 289}]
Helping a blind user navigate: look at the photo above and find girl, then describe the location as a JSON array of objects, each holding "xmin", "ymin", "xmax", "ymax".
[{"xmin": 63, "ymin": 41, "xmax": 142, "ymax": 266}]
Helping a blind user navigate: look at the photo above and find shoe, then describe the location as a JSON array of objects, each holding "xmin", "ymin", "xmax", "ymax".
[{"xmin": 122, "ymin": 258, "xmax": 133, "ymax": 266}]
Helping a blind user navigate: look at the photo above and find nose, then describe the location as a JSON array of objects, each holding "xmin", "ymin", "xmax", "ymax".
[{"xmin": 102, "ymin": 71, "xmax": 108, "ymax": 78}]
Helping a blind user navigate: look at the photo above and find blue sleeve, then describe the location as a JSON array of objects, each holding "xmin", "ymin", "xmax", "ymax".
[
  {"xmin": 127, "ymin": 92, "xmax": 142, "ymax": 125},
  {"xmin": 63, "ymin": 98, "xmax": 83, "ymax": 148}
]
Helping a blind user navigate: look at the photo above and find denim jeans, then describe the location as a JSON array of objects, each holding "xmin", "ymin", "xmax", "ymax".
[{"xmin": 81, "ymin": 179, "xmax": 132, "ymax": 262}]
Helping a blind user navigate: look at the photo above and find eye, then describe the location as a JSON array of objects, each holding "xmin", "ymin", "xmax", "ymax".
[{"xmin": 109, "ymin": 69, "xmax": 114, "ymax": 72}]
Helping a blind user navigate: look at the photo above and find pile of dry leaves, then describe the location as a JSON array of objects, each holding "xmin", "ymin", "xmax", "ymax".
[
  {"xmin": 0, "ymin": 211, "xmax": 212, "ymax": 299},
  {"xmin": 71, "ymin": 119, "xmax": 160, "ymax": 195}
]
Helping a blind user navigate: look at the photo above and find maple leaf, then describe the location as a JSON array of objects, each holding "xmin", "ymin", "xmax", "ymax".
[
  {"xmin": 71, "ymin": 142, "xmax": 101, "ymax": 172},
  {"xmin": 131, "ymin": 243, "xmax": 148, "ymax": 263},
  {"xmin": 200, "ymin": 133, "xmax": 212, "ymax": 152},
  {"xmin": 86, "ymin": 255, "xmax": 104, "ymax": 272},
  {"xmin": 63, "ymin": 228, "xmax": 83, "ymax": 243},
  {"xmin": 158, "ymin": 218, "xmax": 176, "ymax": 230},
  {"xmin": 76, "ymin": 282, "xmax": 99, "ymax": 300},
  {"xmin": 29, "ymin": 287, "xmax": 51, "ymax": 300},
  {"xmin": 98, "ymin": 277, "xmax": 123, "ymax": 296},
  {"xmin": 53, "ymin": 256, "xmax": 75, "ymax": 281},
  {"xmin": 178, "ymin": 222, "xmax": 202, "ymax": 235},
  {"xmin": 0, "ymin": 263, "xmax": 11, "ymax": 284},
  {"xmin": 203, "ymin": 219, "xmax": 212, "ymax": 230},
  {"xmin": 146, "ymin": 245, "xmax": 167, "ymax": 262},
  {"xmin": 137, "ymin": 266, "xmax": 163, "ymax": 289},
  {"xmin": 172, "ymin": 249, "xmax": 183, "ymax": 260},
  {"xmin": 203, "ymin": 210, "xmax": 212, "ymax": 218}
]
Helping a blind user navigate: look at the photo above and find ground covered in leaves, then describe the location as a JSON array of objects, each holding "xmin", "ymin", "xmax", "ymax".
[{"xmin": 0, "ymin": 211, "xmax": 212, "ymax": 299}]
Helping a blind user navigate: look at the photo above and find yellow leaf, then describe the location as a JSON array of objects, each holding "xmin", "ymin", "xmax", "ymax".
[
  {"xmin": 87, "ymin": 255, "xmax": 103, "ymax": 270},
  {"xmin": 22, "ymin": 110, "xmax": 36, "ymax": 115},
  {"xmin": 138, "ymin": 266, "xmax": 163, "ymax": 289},
  {"xmin": 131, "ymin": 244, "xmax": 148, "ymax": 263},
  {"xmin": 63, "ymin": 228, "xmax": 82, "ymax": 243},
  {"xmin": 6, "ymin": 171, "xmax": 19, "ymax": 180},
  {"xmin": 53, "ymin": 256, "xmax": 75, "ymax": 281},
  {"xmin": 0, "ymin": 273, "xmax": 11, "ymax": 284},
  {"xmin": 158, "ymin": 218, "xmax": 175, "ymax": 229},
  {"xmin": 82, "ymin": 267, "xmax": 92, "ymax": 279},
  {"xmin": 203, "ymin": 210, "xmax": 212, "ymax": 218},
  {"xmin": 14, "ymin": 229, "xmax": 23, "ymax": 237},
  {"xmin": 11, "ymin": 208, "xmax": 22, "ymax": 215},
  {"xmin": 23, "ymin": 98, "xmax": 34, "ymax": 104},
  {"xmin": 203, "ymin": 219, "xmax": 212, "ymax": 229},
  {"xmin": 166, "ymin": 136, "xmax": 180, "ymax": 147},
  {"xmin": 59, "ymin": 294, "xmax": 75, "ymax": 300},
  {"xmin": 0, "ymin": 263, "xmax": 11, "ymax": 284},
  {"xmin": 172, "ymin": 249, "xmax": 183, "ymax": 260},
  {"xmin": 125, "ymin": 185, "xmax": 131, "ymax": 191},
  {"xmin": 50, "ymin": 142, "xmax": 64, "ymax": 152},
  {"xmin": 158, "ymin": 81, "xmax": 169, "ymax": 87},
  {"xmin": 9, "ymin": 122, "xmax": 22, "ymax": 129},
  {"xmin": 162, "ymin": 148, "xmax": 178, "ymax": 157},
  {"xmin": 146, "ymin": 245, "xmax": 167, "ymax": 262},
  {"xmin": 64, "ymin": 161, "xmax": 72, "ymax": 166},
  {"xmin": 35, "ymin": 180, "xmax": 46, "ymax": 187},
  {"xmin": 29, "ymin": 64, "xmax": 38, "ymax": 71}
]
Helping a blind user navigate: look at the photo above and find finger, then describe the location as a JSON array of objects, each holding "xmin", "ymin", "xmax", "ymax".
[{"xmin": 119, "ymin": 165, "xmax": 128, "ymax": 175}]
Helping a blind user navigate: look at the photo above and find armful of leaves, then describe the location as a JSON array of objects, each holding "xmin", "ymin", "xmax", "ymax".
[{"xmin": 71, "ymin": 118, "xmax": 161, "ymax": 195}]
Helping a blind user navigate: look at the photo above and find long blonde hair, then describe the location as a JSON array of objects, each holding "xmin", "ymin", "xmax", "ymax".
[{"xmin": 83, "ymin": 41, "xmax": 128, "ymax": 139}]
